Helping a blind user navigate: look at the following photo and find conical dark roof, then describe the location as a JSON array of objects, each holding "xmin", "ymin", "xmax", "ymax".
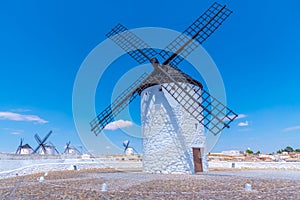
[
  {"xmin": 137, "ymin": 65, "xmax": 203, "ymax": 93},
  {"xmin": 21, "ymin": 144, "xmax": 32, "ymax": 149}
]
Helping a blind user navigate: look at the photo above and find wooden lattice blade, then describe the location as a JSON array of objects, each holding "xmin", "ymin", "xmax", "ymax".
[
  {"xmin": 155, "ymin": 65, "xmax": 237, "ymax": 135},
  {"xmin": 106, "ymin": 23, "xmax": 158, "ymax": 64},
  {"xmin": 161, "ymin": 2, "xmax": 232, "ymax": 67},
  {"xmin": 90, "ymin": 73, "xmax": 151, "ymax": 136}
]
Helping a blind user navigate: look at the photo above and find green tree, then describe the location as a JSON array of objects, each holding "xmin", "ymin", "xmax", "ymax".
[
  {"xmin": 284, "ymin": 146, "xmax": 294, "ymax": 153},
  {"xmin": 277, "ymin": 150, "xmax": 283, "ymax": 154},
  {"xmin": 255, "ymin": 150, "xmax": 261, "ymax": 155},
  {"xmin": 295, "ymin": 149, "xmax": 300, "ymax": 153},
  {"xmin": 245, "ymin": 149, "xmax": 253, "ymax": 154}
]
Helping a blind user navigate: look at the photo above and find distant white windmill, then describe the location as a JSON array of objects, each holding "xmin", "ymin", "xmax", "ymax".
[
  {"xmin": 123, "ymin": 140, "xmax": 138, "ymax": 155},
  {"xmin": 16, "ymin": 138, "xmax": 33, "ymax": 155},
  {"xmin": 33, "ymin": 131, "xmax": 59, "ymax": 155},
  {"xmin": 64, "ymin": 141, "xmax": 80, "ymax": 154}
]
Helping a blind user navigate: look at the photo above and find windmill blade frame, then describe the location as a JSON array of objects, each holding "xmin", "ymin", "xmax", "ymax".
[
  {"xmin": 34, "ymin": 134, "xmax": 42, "ymax": 144},
  {"xmin": 123, "ymin": 140, "xmax": 130, "ymax": 152},
  {"xmin": 132, "ymin": 147, "xmax": 139, "ymax": 154},
  {"xmin": 41, "ymin": 131, "xmax": 53, "ymax": 144},
  {"xmin": 15, "ymin": 148, "xmax": 20, "ymax": 154},
  {"xmin": 33, "ymin": 131, "xmax": 53, "ymax": 154},
  {"xmin": 33, "ymin": 134, "xmax": 42, "ymax": 153},
  {"xmin": 54, "ymin": 147, "xmax": 60, "ymax": 154},
  {"xmin": 160, "ymin": 2, "xmax": 232, "ymax": 67},
  {"xmin": 90, "ymin": 72, "xmax": 153, "ymax": 135},
  {"xmin": 127, "ymin": 62, "xmax": 236, "ymax": 135},
  {"xmin": 40, "ymin": 143, "xmax": 47, "ymax": 154},
  {"xmin": 106, "ymin": 23, "xmax": 158, "ymax": 64},
  {"xmin": 15, "ymin": 138, "xmax": 23, "ymax": 154},
  {"xmin": 73, "ymin": 147, "xmax": 81, "ymax": 154},
  {"xmin": 64, "ymin": 141, "xmax": 71, "ymax": 153},
  {"xmin": 123, "ymin": 140, "xmax": 130, "ymax": 147},
  {"xmin": 153, "ymin": 64, "xmax": 237, "ymax": 135}
]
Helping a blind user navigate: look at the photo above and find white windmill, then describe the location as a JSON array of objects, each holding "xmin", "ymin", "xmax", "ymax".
[
  {"xmin": 64, "ymin": 141, "xmax": 80, "ymax": 155},
  {"xmin": 90, "ymin": 2, "xmax": 237, "ymax": 174},
  {"xmin": 16, "ymin": 138, "xmax": 33, "ymax": 155},
  {"xmin": 123, "ymin": 140, "xmax": 138, "ymax": 156},
  {"xmin": 33, "ymin": 131, "xmax": 59, "ymax": 155}
]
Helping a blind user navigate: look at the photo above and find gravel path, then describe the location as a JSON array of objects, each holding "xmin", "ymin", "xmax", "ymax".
[{"xmin": 0, "ymin": 169, "xmax": 300, "ymax": 199}]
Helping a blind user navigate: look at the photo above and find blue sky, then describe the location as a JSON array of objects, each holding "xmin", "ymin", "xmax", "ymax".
[{"xmin": 1, "ymin": 0, "xmax": 300, "ymax": 154}]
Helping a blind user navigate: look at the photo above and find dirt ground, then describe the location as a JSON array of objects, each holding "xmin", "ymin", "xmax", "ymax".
[{"xmin": 1, "ymin": 168, "xmax": 300, "ymax": 199}]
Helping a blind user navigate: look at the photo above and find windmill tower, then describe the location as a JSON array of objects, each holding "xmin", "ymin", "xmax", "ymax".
[
  {"xmin": 33, "ymin": 131, "xmax": 59, "ymax": 155},
  {"xmin": 90, "ymin": 2, "xmax": 238, "ymax": 174}
]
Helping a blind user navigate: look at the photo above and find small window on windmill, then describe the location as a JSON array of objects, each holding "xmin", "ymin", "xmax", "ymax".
[{"xmin": 158, "ymin": 87, "xmax": 162, "ymax": 92}]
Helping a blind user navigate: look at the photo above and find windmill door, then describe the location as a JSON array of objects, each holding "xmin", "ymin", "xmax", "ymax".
[{"xmin": 192, "ymin": 148, "xmax": 203, "ymax": 173}]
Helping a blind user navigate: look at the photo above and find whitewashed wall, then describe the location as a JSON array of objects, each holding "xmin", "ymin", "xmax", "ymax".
[
  {"xmin": 209, "ymin": 161, "xmax": 300, "ymax": 169},
  {"xmin": 141, "ymin": 84, "xmax": 208, "ymax": 174}
]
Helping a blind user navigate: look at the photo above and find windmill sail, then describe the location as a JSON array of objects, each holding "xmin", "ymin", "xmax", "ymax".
[
  {"xmin": 90, "ymin": 72, "xmax": 151, "ymax": 135},
  {"xmin": 33, "ymin": 134, "xmax": 43, "ymax": 153},
  {"xmin": 153, "ymin": 65, "xmax": 237, "ymax": 135},
  {"xmin": 161, "ymin": 2, "xmax": 232, "ymax": 67},
  {"xmin": 64, "ymin": 141, "xmax": 71, "ymax": 153},
  {"xmin": 33, "ymin": 131, "xmax": 53, "ymax": 154},
  {"xmin": 106, "ymin": 23, "xmax": 158, "ymax": 64},
  {"xmin": 15, "ymin": 138, "xmax": 23, "ymax": 154},
  {"xmin": 123, "ymin": 140, "xmax": 130, "ymax": 152}
]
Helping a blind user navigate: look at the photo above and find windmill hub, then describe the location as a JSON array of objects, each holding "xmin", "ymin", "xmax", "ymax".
[{"xmin": 150, "ymin": 58, "xmax": 159, "ymax": 67}]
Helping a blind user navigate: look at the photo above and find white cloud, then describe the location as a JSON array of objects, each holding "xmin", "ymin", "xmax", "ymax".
[
  {"xmin": 238, "ymin": 121, "xmax": 249, "ymax": 127},
  {"xmin": 11, "ymin": 131, "xmax": 22, "ymax": 135},
  {"xmin": 282, "ymin": 125, "xmax": 300, "ymax": 132},
  {"xmin": 236, "ymin": 114, "xmax": 247, "ymax": 120},
  {"xmin": 0, "ymin": 111, "xmax": 48, "ymax": 124},
  {"xmin": 104, "ymin": 120, "xmax": 133, "ymax": 130},
  {"xmin": 2, "ymin": 128, "xmax": 24, "ymax": 135}
]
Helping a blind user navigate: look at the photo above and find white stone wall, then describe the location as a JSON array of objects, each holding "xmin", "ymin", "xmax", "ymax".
[
  {"xmin": 0, "ymin": 158, "xmax": 142, "ymax": 179},
  {"xmin": 209, "ymin": 161, "xmax": 300, "ymax": 170},
  {"xmin": 141, "ymin": 84, "xmax": 207, "ymax": 174}
]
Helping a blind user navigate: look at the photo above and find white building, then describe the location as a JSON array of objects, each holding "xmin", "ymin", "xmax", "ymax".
[
  {"xmin": 221, "ymin": 150, "xmax": 243, "ymax": 156},
  {"xmin": 81, "ymin": 154, "xmax": 91, "ymax": 159},
  {"xmin": 141, "ymin": 83, "xmax": 208, "ymax": 174}
]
